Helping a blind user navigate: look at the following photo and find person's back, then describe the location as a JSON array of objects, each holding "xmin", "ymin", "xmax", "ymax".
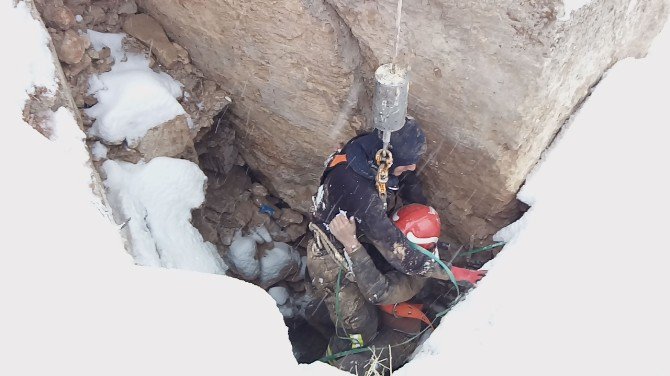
[{"xmin": 312, "ymin": 119, "xmax": 434, "ymax": 276}]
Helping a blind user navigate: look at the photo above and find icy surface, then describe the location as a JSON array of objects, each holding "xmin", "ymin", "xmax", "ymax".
[
  {"xmin": 85, "ymin": 31, "xmax": 185, "ymax": 147},
  {"xmin": 1, "ymin": 4, "xmax": 341, "ymax": 375},
  {"xmin": 400, "ymin": 24, "xmax": 670, "ymax": 375},
  {"xmin": 103, "ymin": 157, "xmax": 227, "ymax": 274},
  {"xmin": 228, "ymin": 231, "xmax": 260, "ymax": 280}
]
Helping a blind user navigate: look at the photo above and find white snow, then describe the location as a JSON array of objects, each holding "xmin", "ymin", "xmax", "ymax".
[
  {"xmin": 313, "ymin": 184, "xmax": 325, "ymax": 211},
  {"xmin": 102, "ymin": 157, "xmax": 227, "ymax": 274},
  {"xmin": 87, "ymin": 30, "xmax": 125, "ymax": 63},
  {"xmin": 228, "ymin": 231, "xmax": 261, "ymax": 280},
  {"xmin": 254, "ymin": 224, "xmax": 273, "ymax": 243},
  {"xmin": 560, "ymin": 0, "xmax": 593, "ymax": 20},
  {"xmin": 249, "ymin": 224, "xmax": 273, "ymax": 243},
  {"xmin": 85, "ymin": 31, "xmax": 185, "ymax": 147},
  {"xmin": 75, "ymin": 14, "xmax": 83, "ymax": 23},
  {"xmin": 1, "ymin": 3, "xmax": 341, "ymax": 375},
  {"xmin": 91, "ymin": 140, "xmax": 108, "ymax": 161},
  {"xmin": 269, "ymin": 286, "xmax": 290, "ymax": 306},
  {"xmin": 400, "ymin": 23, "xmax": 670, "ymax": 376},
  {"xmin": 260, "ymin": 242, "xmax": 301, "ymax": 284},
  {"xmin": 5, "ymin": 1, "xmax": 669, "ymax": 375},
  {"xmin": 2, "ymin": 1, "xmax": 56, "ymax": 115}
]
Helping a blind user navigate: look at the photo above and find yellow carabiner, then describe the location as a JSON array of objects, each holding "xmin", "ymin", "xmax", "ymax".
[{"xmin": 375, "ymin": 149, "xmax": 393, "ymax": 208}]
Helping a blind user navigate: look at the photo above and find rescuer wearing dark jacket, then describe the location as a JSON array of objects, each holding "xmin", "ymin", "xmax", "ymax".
[
  {"xmin": 306, "ymin": 117, "xmax": 485, "ymax": 374},
  {"xmin": 311, "ymin": 117, "xmax": 432, "ymax": 276}
]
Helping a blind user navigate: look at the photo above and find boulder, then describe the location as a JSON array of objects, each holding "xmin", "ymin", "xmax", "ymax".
[
  {"xmin": 191, "ymin": 209, "xmax": 218, "ymax": 245},
  {"xmin": 118, "ymin": 0, "xmax": 138, "ymax": 15},
  {"xmin": 136, "ymin": 115, "xmax": 192, "ymax": 160},
  {"xmin": 85, "ymin": 5, "xmax": 106, "ymax": 25},
  {"xmin": 284, "ymin": 223, "xmax": 307, "ymax": 243},
  {"xmin": 278, "ymin": 208, "xmax": 303, "ymax": 227},
  {"xmin": 55, "ymin": 30, "xmax": 89, "ymax": 65},
  {"xmin": 218, "ymin": 227, "xmax": 237, "ymax": 246},
  {"xmin": 41, "ymin": 3, "xmax": 75, "ymax": 30},
  {"xmin": 250, "ymin": 183, "xmax": 268, "ymax": 198},
  {"xmin": 123, "ymin": 13, "xmax": 189, "ymax": 68},
  {"xmin": 64, "ymin": 53, "xmax": 91, "ymax": 77}
]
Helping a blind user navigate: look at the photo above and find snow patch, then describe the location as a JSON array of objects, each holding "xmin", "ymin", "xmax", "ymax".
[
  {"xmin": 260, "ymin": 242, "xmax": 300, "ymax": 283},
  {"xmin": 228, "ymin": 231, "xmax": 260, "ymax": 280},
  {"xmin": 102, "ymin": 157, "xmax": 227, "ymax": 274},
  {"xmin": 560, "ymin": 0, "xmax": 593, "ymax": 20},
  {"xmin": 87, "ymin": 30, "xmax": 126, "ymax": 63},
  {"xmin": 268, "ymin": 286, "xmax": 290, "ymax": 306},
  {"xmin": 91, "ymin": 141, "xmax": 108, "ymax": 161},
  {"xmin": 1, "ymin": 0, "xmax": 56, "ymax": 117},
  {"xmin": 85, "ymin": 31, "xmax": 185, "ymax": 147},
  {"xmin": 313, "ymin": 184, "xmax": 325, "ymax": 211}
]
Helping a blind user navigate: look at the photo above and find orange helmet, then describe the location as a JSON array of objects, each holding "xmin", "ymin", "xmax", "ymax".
[{"xmin": 392, "ymin": 204, "xmax": 441, "ymax": 250}]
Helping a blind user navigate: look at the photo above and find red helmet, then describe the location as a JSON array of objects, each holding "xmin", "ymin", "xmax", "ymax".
[{"xmin": 392, "ymin": 204, "xmax": 441, "ymax": 250}]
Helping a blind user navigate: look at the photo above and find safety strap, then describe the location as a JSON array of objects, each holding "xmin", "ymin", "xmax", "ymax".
[
  {"xmin": 319, "ymin": 151, "xmax": 347, "ymax": 185},
  {"xmin": 329, "ymin": 153, "xmax": 348, "ymax": 168},
  {"xmin": 379, "ymin": 302, "xmax": 433, "ymax": 328}
]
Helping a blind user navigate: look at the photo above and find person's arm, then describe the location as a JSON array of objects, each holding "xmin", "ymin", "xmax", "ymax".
[
  {"xmin": 354, "ymin": 193, "xmax": 432, "ymax": 276},
  {"xmin": 422, "ymin": 262, "xmax": 487, "ymax": 284},
  {"xmin": 329, "ymin": 214, "xmax": 425, "ymax": 305}
]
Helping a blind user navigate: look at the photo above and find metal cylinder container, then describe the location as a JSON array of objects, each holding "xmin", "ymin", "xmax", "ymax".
[{"xmin": 372, "ymin": 63, "xmax": 409, "ymax": 144}]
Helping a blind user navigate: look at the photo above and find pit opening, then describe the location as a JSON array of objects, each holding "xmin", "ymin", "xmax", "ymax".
[
  {"xmin": 35, "ymin": 1, "xmax": 520, "ymax": 373},
  {"xmin": 192, "ymin": 108, "xmax": 494, "ymax": 366}
]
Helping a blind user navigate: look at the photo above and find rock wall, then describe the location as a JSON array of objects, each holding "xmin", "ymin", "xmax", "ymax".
[{"xmin": 137, "ymin": 0, "xmax": 668, "ymax": 242}]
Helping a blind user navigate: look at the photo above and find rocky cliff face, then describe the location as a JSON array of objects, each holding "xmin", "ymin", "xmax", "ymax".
[{"xmin": 137, "ymin": 0, "xmax": 667, "ymax": 242}]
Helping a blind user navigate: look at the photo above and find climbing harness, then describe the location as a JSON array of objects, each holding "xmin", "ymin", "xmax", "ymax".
[
  {"xmin": 375, "ymin": 148, "xmax": 393, "ymax": 209},
  {"xmin": 328, "ymin": 153, "xmax": 348, "ymax": 168},
  {"xmin": 379, "ymin": 302, "xmax": 433, "ymax": 328}
]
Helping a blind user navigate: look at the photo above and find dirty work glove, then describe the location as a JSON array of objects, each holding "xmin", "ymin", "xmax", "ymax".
[{"xmin": 452, "ymin": 266, "xmax": 487, "ymax": 284}]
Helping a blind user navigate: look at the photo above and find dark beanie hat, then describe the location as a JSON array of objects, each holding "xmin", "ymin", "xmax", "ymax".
[{"xmin": 376, "ymin": 117, "xmax": 427, "ymax": 166}]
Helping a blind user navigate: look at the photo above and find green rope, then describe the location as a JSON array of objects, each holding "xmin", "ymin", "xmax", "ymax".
[
  {"xmin": 320, "ymin": 346, "xmax": 372, "ymax": 363},
  {"xmin": 407, "ymin": 241, "xmax": 460, "ymax": 296},
  {"xmin": 458, "ymin": 242, "xmax": 505, "ymax": 258}
]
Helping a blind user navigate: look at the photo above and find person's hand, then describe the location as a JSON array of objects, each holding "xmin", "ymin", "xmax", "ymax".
[
  {"xmin": 329, "ymin": 214, "xmax": 359, "ymax": 253},
  {"xmin": 451, "ymin": 266, "xmax": 487, "ymax": 284}
]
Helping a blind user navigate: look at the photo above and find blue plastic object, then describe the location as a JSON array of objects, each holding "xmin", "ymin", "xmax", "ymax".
[{"xmin": 259, "ymin": 204, "xmax": 276, "ymax": 217}]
